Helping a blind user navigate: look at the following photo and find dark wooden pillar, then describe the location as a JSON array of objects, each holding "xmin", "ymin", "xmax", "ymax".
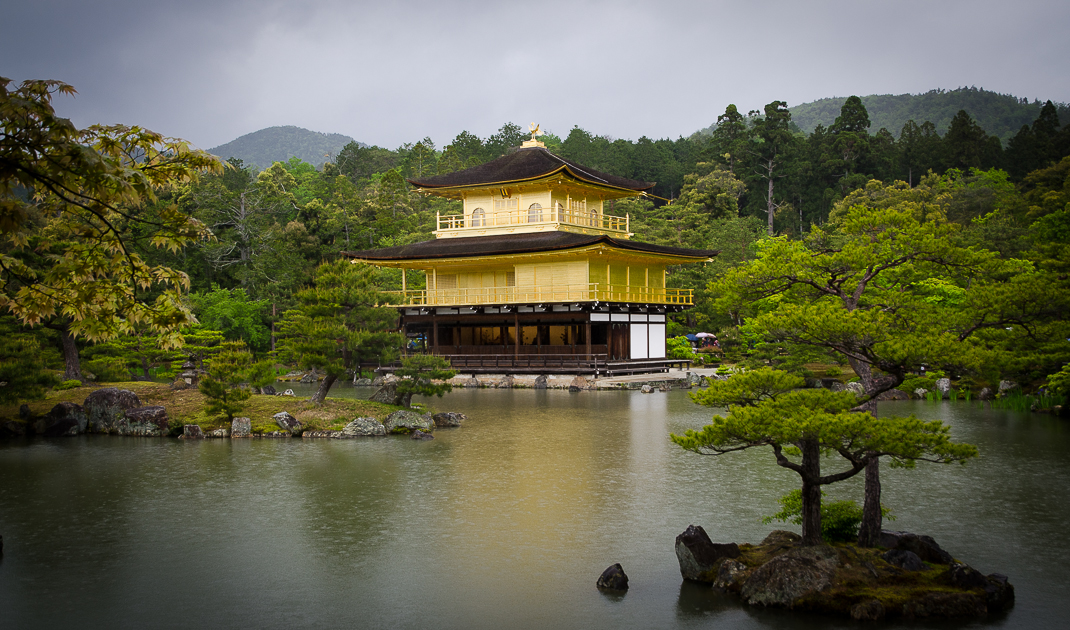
[
  {"xmin": 514, "ymin": 311, "xmax": 519, "ymax": 359},
  {"xmin": 432, "ymin": 312, "xmax": 438, "ymax": 356},
  {"xmin": 585, "ymin": 321, "xmax": 591, "ymax": 359}
]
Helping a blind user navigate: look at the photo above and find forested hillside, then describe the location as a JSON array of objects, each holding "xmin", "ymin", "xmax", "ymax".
[
  {"xmin": 786, "ymin": 88, "xmax": 1070, "ymax": 143},
  {"xmin": 208, "ymin": 126, "xmax": 359, "ymax": 169}
]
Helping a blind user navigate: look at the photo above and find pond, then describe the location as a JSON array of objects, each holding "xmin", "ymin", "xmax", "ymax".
[{"xmin": 1, "ymin": 386, "xmax": 1067, "ymax": 629}]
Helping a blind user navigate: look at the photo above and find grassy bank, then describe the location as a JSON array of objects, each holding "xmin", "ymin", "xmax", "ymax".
[{"xmin": 1, "ymin": 382, "xmax": 403, "ymax": 434}]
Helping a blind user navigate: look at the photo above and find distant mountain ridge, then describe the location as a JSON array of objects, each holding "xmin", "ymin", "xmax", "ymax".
[
  {"xmin": 208, "ymin": 126, "xmax": 362, "ymax": 169},
  {"xmin": 790, "ymin": 88, "xmax": 1069, "ymax": 142},
  {"xmin": 697, "ymin": 88, "xmax": 1069, "ymax": 144}
]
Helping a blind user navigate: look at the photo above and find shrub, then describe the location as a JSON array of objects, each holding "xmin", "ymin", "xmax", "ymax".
[
  {"xmin": 1047, "ymin": 364, "xmax": 1070, "ymax": 396},
  {"xmin": 0, "ymin": 337, "xmax": 59, "ymax": 403},
  {"xmin": 83, "ymin": 357, "xmax": 131, "ymax": 382},
  {"xmin": 762, "ymin": 489, "xmax": 893, "ymax": 543},
  {"xmin": 198, "ymin": 341, "xmax": 254, "ymax": 421},
  {"xmin": 55, "ymin": 380, "xmax": 82, "ymax": 390},
  {"xmin": 667, "ymin": 336, "xmax": 698, "ymax": 361}
]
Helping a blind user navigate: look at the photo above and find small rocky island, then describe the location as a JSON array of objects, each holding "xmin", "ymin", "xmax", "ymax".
[{"xmin": 675, "ymin": 525, "xmax": 1014, "ymax": 621}]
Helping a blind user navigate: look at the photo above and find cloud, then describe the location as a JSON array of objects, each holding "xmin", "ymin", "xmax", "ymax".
[{"xmin": 3, "ymin": 0, "xmax": 1068, "ymax": 150}]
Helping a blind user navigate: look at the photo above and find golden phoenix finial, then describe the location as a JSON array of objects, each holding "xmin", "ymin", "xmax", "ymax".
[{"xmin": 529, "ymin": 122, "xmax": 543, "ymax": 141}]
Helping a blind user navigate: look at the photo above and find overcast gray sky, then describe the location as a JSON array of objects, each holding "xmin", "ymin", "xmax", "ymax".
[{"xmin": 3, "ymin": 0, "xmax": 1068, "ymax": 150}]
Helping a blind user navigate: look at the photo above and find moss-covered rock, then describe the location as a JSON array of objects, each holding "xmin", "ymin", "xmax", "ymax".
[
  {"xmin": 700, "ymin": 530, "xmax": 1013, "ymax": 620},
  {"xmin": 383, "ymin": 410, "xmax": 433, "ymax": 434}
]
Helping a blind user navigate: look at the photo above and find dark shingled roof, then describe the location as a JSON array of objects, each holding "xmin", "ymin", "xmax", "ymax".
[
  {"xmin": 407, "ymin": 147, "xmax": 655, "ymax": 192},
  {"xmin": 344, "ymin": 232, "xmax": 717, "ymax": 262}
]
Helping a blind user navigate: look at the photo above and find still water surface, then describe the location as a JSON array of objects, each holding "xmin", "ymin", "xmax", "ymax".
[{"xmin": 1, "ymin": 386, "xmax": 1067, "ymax": 629}]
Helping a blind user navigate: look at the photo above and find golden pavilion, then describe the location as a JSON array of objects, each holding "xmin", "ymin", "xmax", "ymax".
[{"xmin": 345, "ymin": 134, "xmax": 716, "ymax": 375}]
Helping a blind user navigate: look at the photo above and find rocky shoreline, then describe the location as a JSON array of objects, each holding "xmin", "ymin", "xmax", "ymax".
[
  {"xmin": 673, "ymin": 525, "xmax": 1014, "ymax": 621},
  {"xmin": 0, "ymin": 387, "xmax": 465, "ymax": 440}
]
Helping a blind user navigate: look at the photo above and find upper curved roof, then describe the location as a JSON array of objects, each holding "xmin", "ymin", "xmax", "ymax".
[
  {"xmin": 407, "ymin": 146, "xmax": 655, "ymax": 192},
  {"xmin": 344, "ymin": 231, "xmax": 716, "ymax": 263}
]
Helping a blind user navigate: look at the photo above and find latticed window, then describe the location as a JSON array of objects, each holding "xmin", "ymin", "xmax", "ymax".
[
  {"xmin": 471, "ymin": 207, "xmax": 486, "ymax": 227},
  {"xmin": 494, "ymin": 198, "xmax": 518, "ymax": 211},
  {"xmin": 437, "ymin": 274, "xmax": 457, "ymax": 289}
]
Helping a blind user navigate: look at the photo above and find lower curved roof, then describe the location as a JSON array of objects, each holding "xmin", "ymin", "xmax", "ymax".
[{"xmin": 344, "ymin": 232, "xmax": 717, "ymax": 263}]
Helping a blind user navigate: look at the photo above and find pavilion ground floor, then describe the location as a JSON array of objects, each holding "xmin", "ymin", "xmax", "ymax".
[{"xmin": 382, "ymin": 303, "xmax": 690, "ymax": 376}]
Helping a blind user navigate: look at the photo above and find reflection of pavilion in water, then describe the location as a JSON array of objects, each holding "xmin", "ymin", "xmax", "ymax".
[{"xmin": 347, "ymin": 135, "xmax": 717, "ymax": 375}]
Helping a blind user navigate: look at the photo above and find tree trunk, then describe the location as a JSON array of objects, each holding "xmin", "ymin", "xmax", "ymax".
[
  {"xmin": 766, "ymin": 161, "xmax": 776, "ymax": 235},
  {"xmin": 140, "ymin": 356, "xmax": 151, "ymax": 380},
  {"xmin": 848, "ymin": 356, "xmax": 884, "ymax": 546},
  {"xmin": 60, "ymin": 327, "xmax": 85, "ymax": 382},
  {"xmin": 858, "ymin": 457, "xmax": 883, "ymax": 547},
  {"xmin": 799, "ymin": 439, "xmax": 823, "ymax": 546},
  {"xmin": 309, "ymin": 373, "xmax": 337, "ymax": 404}
]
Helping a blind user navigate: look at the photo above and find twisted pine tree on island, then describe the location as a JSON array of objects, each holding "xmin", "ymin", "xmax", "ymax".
[{"xmin": 671, "ymin": 369, "xmax": 977, "ymax": 546}]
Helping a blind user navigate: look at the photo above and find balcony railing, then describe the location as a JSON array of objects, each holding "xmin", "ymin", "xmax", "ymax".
[
  {"xmin": 385, "ymin": 283, "xmax": 692, "ymax": 307},
  {"xmin": 435, "ymin": 208, "xmax": 629, "ymax": 234}
]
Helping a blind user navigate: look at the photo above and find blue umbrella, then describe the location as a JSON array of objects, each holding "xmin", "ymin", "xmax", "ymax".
[{"xmin": 684, "ymin": 334, "xmax": 698, "ymax": 341}]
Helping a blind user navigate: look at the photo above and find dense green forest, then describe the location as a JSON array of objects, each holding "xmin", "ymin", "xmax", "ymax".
[
  {"xmin": 781, "ymin": 88, "xmax": 1070, "ymax": 144},
  {"xmin": 208, "ymin": 125, "xmax": 358, "ymax": 169},
  {"xmin": 3, "ymin": 78, "xmax": 1069, "ymax": 404}
]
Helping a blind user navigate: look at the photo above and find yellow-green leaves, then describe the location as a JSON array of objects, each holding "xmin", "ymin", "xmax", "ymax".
[{"xmin": 1, "ymin": 77, "xmax": 222, "ymax": 343}]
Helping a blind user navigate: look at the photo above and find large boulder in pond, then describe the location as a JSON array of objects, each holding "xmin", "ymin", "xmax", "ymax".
[
  {"xmin": 495, "ymin": 375, "xmax": 514, "ymax": 389},
  {"xmin": 464, "ymin": 376, "xmax": 480, "ymax": 388},
  {"xmin": 410, "ymin": 429, "xmax": 434, "ymax": 440},
  {"xmin": 274, "ymin": 412, "xmax": 302, "ymax": 436},
  {"xmin": 568, "ymin": 375, "xmax": 589, "ymax": 392},
  {"xmin": 879, "ymin": 530, "xmax": 953, "ymax": 565},
  {"xmin": 231, "ymin": 417, "xmax": 251, "ymax": 438},
  {"xmin": 998, "ymin": 380, "xmax": 1018, "ymax": 396},
  {"xmin": 596, "ymin": 563, "xmax": 629, "ymax": 591},
  {"xmin": 433, "ymin": 412, "xmax": 465, "ymax": 428},
  {"xmin": 182, "ymin": 425, "xmax": 204, "ymax": 439},
  {"xmin": 122, "ymin": 406, "xmax": 169, "ymax": 436},
  {"xmin": 675, "ymin": 524, "xmax": 741, "ymax": 582},
  {"xmin": 43, "ymin": 402, "xmax": 87, "ymax": 436},
  {"xmin": 713, "ymin": 559, "xmax": 750, "ymax": 592},
  {"xmin": 935, "ymin": 378, "xmax": 952, "ymax": 399},
  {"xmin": 340, "ymin": 417, "xmax": 386, "ymax": 437},
  {"xmin": 533, "ymin": 375, "xmax": 548, "ymax": 390},
  {"xmin": 877, "ymin": 389, "xmax": 909, "ymax": 401},
  {"xmin": 760, "ymin": 530, "xmax": 802, "ymax": 548},
  {"xmin": 946, "ymin": 562, "xmax": 1015, "ymax": 611},
  {"xmin": 371, "ymin": 374, "xmax": 398, "ymax": 387},
  {"xmin": 882, "ymin": 548, "xmax": 926, "ymax": 571},
  {"xmin": 84, "ymin": 388, "xmax": 141, "ymax": 434},
  {"xmin": 383, "ymin": 410, "xmax": 434, "ymax": 434},
  {"xmin": 741, "ymin": 544, "xmax": 840, "ymax": 607},
  {"xmin": 369, "ymin": 381, "xmax": 399, "ymax": 404}
]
